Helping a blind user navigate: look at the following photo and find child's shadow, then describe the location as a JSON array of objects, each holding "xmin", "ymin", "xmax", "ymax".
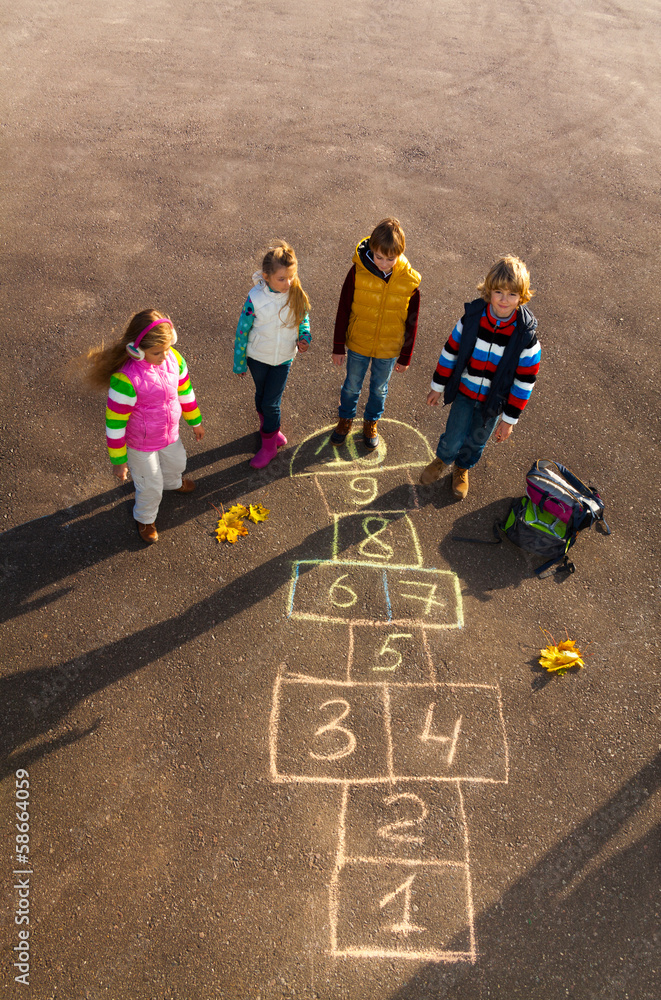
[
  {"xmin": 0, "ymin": 433, "xmax": 287, "ymax": 626},
  {"xmin": 437, "ymin": 496, "xmax": 546, "ymax": 602}
]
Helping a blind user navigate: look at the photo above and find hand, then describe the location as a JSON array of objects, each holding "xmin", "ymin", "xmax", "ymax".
[
  {"xmin": 297, "ymin": 339, "xmax": 309, "ymax": 353},
  {"xmin": 426, "ymin": 390, "xmax": 442, "ymax": 407},
  {"xmin": 494, "ymin": 419, "xmax": 513, "ymax": 443},
  {"xmin": 235, "ymin": 371, "xmax": 247, "ymax": 378},
  {"xmin": 194, "ymin": 425, "xmax": 205, "ymax": 442},
  {"xmin": 394, "ymin": 363, "xmax": 409, "ymax": 373},
  {"xmin": 332, "ymin": 353, "xmax": 345, "ymax": 367},
  {"xmin": 113, "ymin": 463, "xmax": 129, "ymax": 482}
]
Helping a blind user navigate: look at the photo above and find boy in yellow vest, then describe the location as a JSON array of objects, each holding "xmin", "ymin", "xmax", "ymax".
[{"xmin": 331, "ymin": 218, "xmax": 421, "ymax": 449}]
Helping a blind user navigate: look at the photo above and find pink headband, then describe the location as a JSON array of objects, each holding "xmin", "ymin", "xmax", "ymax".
[{"xmin": 133, "ymin": 317, "xmax": 173, "ymax": 349}]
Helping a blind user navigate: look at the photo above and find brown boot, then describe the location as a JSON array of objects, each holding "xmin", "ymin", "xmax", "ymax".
[
  {"xmin": 331, "ymin": 417, "xmax": 353, "ymax": 445},
  {"xmin": 137, "ymin": 522, "xmax": 158, "ymax": 543},
  {"xmin": 363, "ymin": 419, "xmax": 379, "ymax": 450},
  {"xmin": 452, "ymin": 466, "xmax": 469, "ymax": 499},
  {"xmin": 174, "ymin": 478, "xmax": 195, "ymax": 493},
  {"xmin": 419, "ymin": 457, "xmax": 448, "ymax": 485}
]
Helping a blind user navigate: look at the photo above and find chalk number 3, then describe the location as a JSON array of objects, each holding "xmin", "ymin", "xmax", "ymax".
[{"xmin": 309, "ymin": 699, "xmax": 356, "ymax": 761}]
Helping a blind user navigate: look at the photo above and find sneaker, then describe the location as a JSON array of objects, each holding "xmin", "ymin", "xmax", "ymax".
[
  {"xmin": 362, "ymin": 420, "xmax": 379, "ymax": 449},
  {"xmin": 174, "ymin": 478, "xmax": 195, "ymax": 493},
  {"xmin": 419, "ymin": 457, "xmax": 447, "ymax": 485},
  {"xmin": 330, "ymin": 417, "xmax": 353, "ymax": 445},
  {"xmin": 452, "ymin": 466, "xmax": 469, "ymax": 499},
  {"xmin": 137, "ymin": 522, "xmax": 158, "ymax": 543}
]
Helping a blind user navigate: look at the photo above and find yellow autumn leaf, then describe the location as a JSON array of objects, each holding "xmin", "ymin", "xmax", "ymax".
[
  {"xmin": 216, "ymin": 516, "xmax": 248, "ymax": 543},
  {"xmin": 216, "ymin": 521, "xmax": 240, "ymax": 544},
  {"xmin": 538, "ymin": 636, "xmax": 585, "ymax": 674},
  {"xmin": 225, "ymin": 504, "xmax": 249, "ymax": 520},
  {"xmin": 248, "ymin": 503, "xmax": 270, "ymax": 523},
  {"xmin": 224, "ymin": 516, "xmax": 248, "ymax": 536}
]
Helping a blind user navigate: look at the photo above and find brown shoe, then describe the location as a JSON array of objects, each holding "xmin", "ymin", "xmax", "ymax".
[
  {"xmin": 363, "ymin": 419, "xmax": 379, "ymax": 449},
  {"xmin": 174, "ymin": 478, "xmax": 195, "ymax": 493},
  {"xmin": 330, "ymin": 417, "xmax": 353, "ymax": 445},
  {"xmin": 452, "ymin": 466, "xmax": 469, "ymax": 499},
  {"xmin": 137, "ymin": 522, "xmax": 158, "ymax": 543},
  {"xmin": 419, "ymin": 457, "xmax": 448, "ymax": 485}
]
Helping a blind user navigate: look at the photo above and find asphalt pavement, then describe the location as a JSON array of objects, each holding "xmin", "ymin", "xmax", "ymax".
[{"xmin": 1, "ymin": 1, "xmax": 659, "ymax": 998}]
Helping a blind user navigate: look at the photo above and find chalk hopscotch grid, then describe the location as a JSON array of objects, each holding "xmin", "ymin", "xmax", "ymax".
[{"xmin": 270, "ymin": 422, "xmax": 507, "ymax": 964}]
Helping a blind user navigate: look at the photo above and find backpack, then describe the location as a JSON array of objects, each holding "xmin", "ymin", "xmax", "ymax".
[{"xmin": 498, "ymin": 460, "xmax": 610, "ymax": 576}]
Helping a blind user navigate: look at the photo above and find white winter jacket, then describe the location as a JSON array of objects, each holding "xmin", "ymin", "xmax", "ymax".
[{"xmin": 246, "ymin": 274, "xmax": 299, "ymax": 366}]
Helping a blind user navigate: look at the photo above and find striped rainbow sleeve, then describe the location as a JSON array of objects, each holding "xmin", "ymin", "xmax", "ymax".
[
  {"xmin": 105, "ymin": 372, "xmax": 136, "ymax": 464},
  {"xmin": 173, "ymin": 349, "xmax": 202, "ymax": 426}
]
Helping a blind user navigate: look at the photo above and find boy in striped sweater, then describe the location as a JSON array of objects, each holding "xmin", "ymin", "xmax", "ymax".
[{"xmin": 420, "ymin": 255, "xmax": 540, "ymax": 498}]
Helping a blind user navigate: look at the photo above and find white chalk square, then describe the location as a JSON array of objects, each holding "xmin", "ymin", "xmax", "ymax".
[
  {"xmin": 350, "ymin": 625, "xmax": 433, "ymax": 684},
  {"xmin": 332, "ymin": 860, "xmax": 473, "ymax": 960},
  {"xmin": 388, "ymin": 684, "xmax": 508, "ymax": 783},
  {"xmin": 386, "ymin": 568, "xmax": 462, "ymax": 629},
  {"xmin": 314, "ymin": 470, "xmax": 419, "ymax": 513},
  {"xmin": 341, "ymin": 782, "xmax": 467, "ymax": 865},
  {"xmin": 332, "ymin": 512, "xmax": 422, "ymax": 567},
  {"xmin": 270, "ymin": 678, "xmax": 390, "ymax": 784},
  {"xmin": 288, "ymin": 561, "xmax": 392, "ymax": 624}
]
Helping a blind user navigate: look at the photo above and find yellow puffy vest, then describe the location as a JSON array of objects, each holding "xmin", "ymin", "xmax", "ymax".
[{"xmin": 346, "ymin": 244, "xmax": 421, "ymax": 359}]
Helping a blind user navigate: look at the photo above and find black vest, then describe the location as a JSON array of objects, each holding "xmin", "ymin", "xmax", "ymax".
[{"xmin": 444, "ymin": 298, "xmax": 537, "ymax": 424}]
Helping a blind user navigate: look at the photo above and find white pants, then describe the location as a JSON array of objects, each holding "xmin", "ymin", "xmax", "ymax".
[{"xmin": 126, "ymin": 438, "xmax": 187, "ymax": 524}]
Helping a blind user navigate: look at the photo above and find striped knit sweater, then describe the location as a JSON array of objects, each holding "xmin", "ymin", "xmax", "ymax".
[
  {"xmin": 431, "ymin": 304, "xmax": 541, "ymax": 424},
  {"xmin": 106, "ymin": 348, "xmax": 202, "ymax": 464}
]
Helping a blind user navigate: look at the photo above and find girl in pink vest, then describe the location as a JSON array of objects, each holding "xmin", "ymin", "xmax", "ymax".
[
  {"xmin": 87, "ymin": 310, "xmax": 204, "ymax": 544},
  {"xmin": 233, "ymin": 242, "xmax": 311, "ymax": 468}
]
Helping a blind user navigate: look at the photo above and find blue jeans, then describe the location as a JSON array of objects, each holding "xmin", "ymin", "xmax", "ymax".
[
  {"xmin": 436, "ymin": 393, "xmax": 499, "ymax": 470},
  {"xmin": 338, "ymin": 350, "xmax": 398, "ymax": 422},
  {"xmin": 246, "ymin": 357, "xmax": 291, "ymax": 434}
]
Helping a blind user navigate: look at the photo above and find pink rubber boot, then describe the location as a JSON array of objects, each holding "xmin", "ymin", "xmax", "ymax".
[
  {"xmin": 251, "ymin": 430, "xmax": 279, "ymax": 469},
  {"xmin": 257, "ymin": 411, "xmax": 287, "ymax": 447}
]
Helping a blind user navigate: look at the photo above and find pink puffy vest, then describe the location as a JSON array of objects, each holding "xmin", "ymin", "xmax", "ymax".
[{"xmin": 121, "ymin": 350, "xmax": 182, "ymax": 452}]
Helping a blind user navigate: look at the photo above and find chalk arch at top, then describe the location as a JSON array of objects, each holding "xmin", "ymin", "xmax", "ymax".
[{"xmin": 289, "ymin": 419, "xmax": 435, "ymax": 479}]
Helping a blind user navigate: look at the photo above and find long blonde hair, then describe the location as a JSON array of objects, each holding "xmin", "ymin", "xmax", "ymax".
[
  {"xmin": 261, "ymin": 241, "xmax": 310, "ymax": 328},
  {"xmin": 85, "ymin": 309, "xmax": 173, "ymax": 389}
]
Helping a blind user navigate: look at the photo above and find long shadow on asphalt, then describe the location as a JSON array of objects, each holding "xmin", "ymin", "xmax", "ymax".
[
  {"xmin": 386, "ymin": 750, "xmax": 661, "ymax": 1000},
  {"xmin": 0, "ymin": 433, "xmax": 285, "ymax": 626},
  {"xmin": 1, "ymin": 467, "xmax": 536, "ymax": 766},
  {"xmin": 0, "ymin": 480, "xmax": 423, "ymax": 761}
]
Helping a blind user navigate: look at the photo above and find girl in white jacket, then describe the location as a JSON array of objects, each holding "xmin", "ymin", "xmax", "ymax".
[{"xmin": 233, "ymin": 242, "xmax": 311, "ymax": 468}]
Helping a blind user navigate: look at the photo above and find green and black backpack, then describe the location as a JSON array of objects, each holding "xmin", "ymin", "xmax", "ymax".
[
  {"xmin": 453, "ymin": 460, "xmax": 611, "ymax": 577},
  {"xmin": 497, "ymin": 460, "xmax": 611, "ymax": 576}
]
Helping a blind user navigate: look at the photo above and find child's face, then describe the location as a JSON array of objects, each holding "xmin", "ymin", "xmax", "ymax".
[
  {"xmin": 264, "ymin": 264, "xmax": 296, "ymax": 293},
  {"xmin": 489, "ymin": 287, "xmax": 521, "ymax": 319},
  {"xmin": 371, "ymin": 247, "xmax": 399, "ymax": 275},
  {"xmin": 143, "ymin": 337, "xmax": 172, "ymax": 365}
]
